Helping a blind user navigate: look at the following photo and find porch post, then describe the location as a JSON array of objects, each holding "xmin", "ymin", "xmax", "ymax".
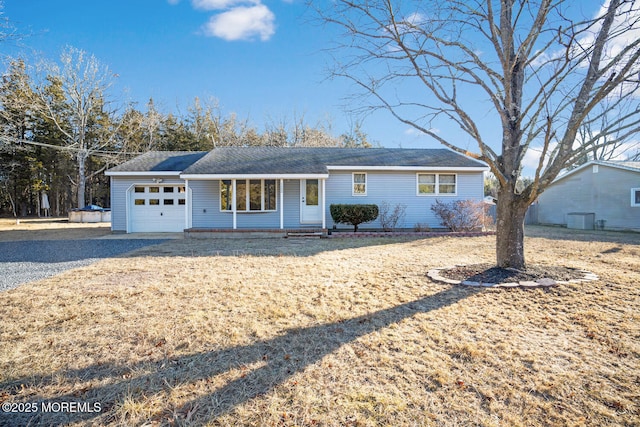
[
  {"xmin": 184, "ymin": 179, "xmax": 190, "ymax": 230},
  {"xmin": 232, "ymin": 179, "xmax": 237, "ymax": 229},
  {"xmin": 321, "ymin": 178, "xmax": 326, "ymax": 229},
  {"xmin": 280, "ymin": 179, "xmax": 284, "ymax": 229}
]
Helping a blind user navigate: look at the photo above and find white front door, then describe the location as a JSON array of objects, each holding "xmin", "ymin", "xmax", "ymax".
[
  {"xmin": 300, "ymin": 179, "xmax": 322, "ymax": 224},
  {"xmin": 129, "ymin": 185, "xmax": 186, "ymax": 232}
]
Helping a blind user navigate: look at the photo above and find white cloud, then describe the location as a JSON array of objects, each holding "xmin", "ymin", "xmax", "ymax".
[
  {"xmin": 191, "ymin": 0, "xmax": 258, "ymax": 11},
  {"xmin": 202, "ymin": 4, "xmax": 275, "ymax": 41}
]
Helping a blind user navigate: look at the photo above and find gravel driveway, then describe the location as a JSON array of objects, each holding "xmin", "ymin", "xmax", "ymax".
[{"xmin": 0, "ymin": 239, "xmax": 167, "ymax": 291}]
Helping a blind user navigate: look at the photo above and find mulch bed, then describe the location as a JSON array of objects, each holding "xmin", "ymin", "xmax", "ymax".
[{"xmin": 440, "ymin": 263, "xmax": 585, "ymax": 283}]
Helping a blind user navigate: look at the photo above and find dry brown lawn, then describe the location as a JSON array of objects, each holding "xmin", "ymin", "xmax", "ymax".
[
  {"xmin": 0, "ymin": 218, "xmax": 111, "ymax": 241},
  {"xmin": 0, "ymin": 225, "xmax": 639, "ymax": 426}
]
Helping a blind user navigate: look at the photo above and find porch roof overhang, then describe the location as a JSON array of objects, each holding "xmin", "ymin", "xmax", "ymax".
[
  {"xmin": 105, "ymin": 171, "xmax": 182, "ymax": 177},
  {"xmin": 180, "ymin": 173, "xmax": 330, "ymax": 180}
]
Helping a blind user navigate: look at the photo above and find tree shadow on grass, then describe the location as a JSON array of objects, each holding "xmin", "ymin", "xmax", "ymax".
[{"xmin": 0, "ymin": 286, "xmax": 481, "ymax": 426}]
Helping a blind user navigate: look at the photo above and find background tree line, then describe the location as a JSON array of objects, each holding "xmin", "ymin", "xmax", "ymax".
[{"xmin": 0, "ymin": 47, "xmax": 371, "ymax": 217}]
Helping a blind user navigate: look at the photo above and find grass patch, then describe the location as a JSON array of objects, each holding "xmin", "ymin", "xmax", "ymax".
[
  {"xmin": 0, "ymin": 226, "xmax": 639, "ymax": 425},
  {"xmin": 0, "ymin": 218, "xmax": 111, "ymax": 241}
]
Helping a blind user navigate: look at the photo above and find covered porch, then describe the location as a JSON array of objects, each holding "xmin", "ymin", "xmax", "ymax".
[{"xmin": 182, "ymin": 175, "xmax": 329, "ymax": 231}]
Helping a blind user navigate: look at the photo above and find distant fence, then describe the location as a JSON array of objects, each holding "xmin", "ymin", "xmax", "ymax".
[{"xmin": 486, "ymin": 202, "xmax": 538, "ymax": 225}]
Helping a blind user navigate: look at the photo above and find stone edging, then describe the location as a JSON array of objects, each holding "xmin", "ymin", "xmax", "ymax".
[
  {"xmin": 427, "ymin": 266, "xmax": 599, "ymax": 288},
  {"xmin": 329, "ymin": 231, "xmax": 496, "ymax": 238}
]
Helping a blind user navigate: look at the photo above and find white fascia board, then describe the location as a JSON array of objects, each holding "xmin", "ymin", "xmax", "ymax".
[
  {"xmin": 326, "ymin": 165, "xmax": 489, "ymax": 172},
  {"xmin": 105, "ymin": 171, "xmax": 182, "ymax": 177},
  {"xmin": 180, "ymin": 173, "xmax": 330, "ymax": 180}
]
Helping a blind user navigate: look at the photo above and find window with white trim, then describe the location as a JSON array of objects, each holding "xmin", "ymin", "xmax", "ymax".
[
  {"xmin": 352, "ymin": 172, "xmax": 367, "ymax": 195},
  {"xmin": 632, "ymin": 188, "xmax": 640, "ymax": 207},
  {"xmin": 417, "ymin": 173, "xmax": 457, "ymax": 195},
  {"xmin": 220, "ymin": 179, "xmax": 277, "ymax": 212}
]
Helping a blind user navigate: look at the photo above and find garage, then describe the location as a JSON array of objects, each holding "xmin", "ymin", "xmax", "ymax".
[{"xmin": 129, "ymin": 185, "xmax": 186, "ymax": 232}]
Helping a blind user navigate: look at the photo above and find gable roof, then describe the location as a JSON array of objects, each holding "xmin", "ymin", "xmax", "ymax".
[
  {"xmin": 105, "ymin": 151, "xmax": 208, "ymax": 175},
  {"xmin": 181, "ymin": 147, "xmax": 487, "ymax": 177},
  {"xmin": 551, "ymin": 160, "xmax": 640, "ymax": 184}
]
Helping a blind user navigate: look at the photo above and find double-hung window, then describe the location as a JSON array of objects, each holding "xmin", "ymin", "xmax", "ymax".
[
  {"xmin": 353, "ymin": 173, "xmax": 367, "ymax": 196},
  {"xmin": 220, "ymin": 179, "xmax": 277, "ymax": 212},
  {"xmin": 632, "ymin": 188, "xmax": 640, "ymax": 207},
  {"xmin": 417, "ymin": 173, "xmax": 457, "ymax": 195}
]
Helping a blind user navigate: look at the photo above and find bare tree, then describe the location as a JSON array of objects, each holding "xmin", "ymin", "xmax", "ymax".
[
  {"xmin": 32, "ymin": 46, "xmax": 123, "ymax": 208},
  {"xmin": 319, "ymin": 0, "xmax": 640, "ymax": 268}
]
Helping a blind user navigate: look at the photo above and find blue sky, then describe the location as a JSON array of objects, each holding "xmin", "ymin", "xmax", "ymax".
[
  {"xmin": 4, "ymin": 0, "xmax": 431, "ymax": 148},
  {"xmin": 2, "ymin": 0, "xmax": 613, "ymax": 160}
]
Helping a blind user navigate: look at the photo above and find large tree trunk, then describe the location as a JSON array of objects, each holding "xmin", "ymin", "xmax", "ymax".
[
  {"xmin": 77, "ymin": 152, "xmax": 86, "ymax": 208},
  {"xmin": 495, "ymin": 190, "xmax": 529, "ymax": 270}
]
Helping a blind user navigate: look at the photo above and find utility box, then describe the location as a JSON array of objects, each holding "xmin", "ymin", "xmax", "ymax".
[{"xmin": 567, "ymin": 212, "xmax": 595, "ymax": 230}]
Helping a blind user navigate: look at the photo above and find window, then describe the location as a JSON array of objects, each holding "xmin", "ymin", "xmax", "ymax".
[
  {"xmin": 134, "ymin": 186, "xmax": 145, "ymax": 193},
  {"xmin": 149, "ymin": 199, "xmax": 160, "ymax": 205},
  {"xmin": 265, "ymin": 180, "xmax": 277, "ymax": 210},
  {"xmin": 220, "ymin": 179, "xmax": 278, "ymax": 212},
  {"xmin": 250, "ymin": 180, "xmax": 261, "ymax": 211},
  {"xmin": 417, "ymin": 173, "xmax": 457, "ymax": 195},
  {"xmin": 236, "ymin": 180, "xmax": 247, "ymax": 211},
  {"xmin": 439, "ymin": 174, "xmax": 456, "ymax": 194},
  {"xmin": 632, "ymin": 188, "xmax": 640, "ymax": 207},
  {"xmin": 353, "ymin": 173, "xmax": 367, "ymax": 195},
  {"xmin": 134, "ymin": 199, "xmax": 145, "ymax": 205},
  {"xmin": 163, "ymin": 187, "xmax": 174, "ymax": 193},
  {"xmin": 418, "ymin": 174, "xmax": 436, "ymax": 194},
  {"xmin": 149, "ymin": 187, "xmax": 160, "ymax": 193},
  {"xmin": 164, "ymin": 199, "xmax": 174, "ymax": 205}
]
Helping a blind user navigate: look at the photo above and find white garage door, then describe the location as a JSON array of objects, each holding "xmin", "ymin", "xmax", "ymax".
[{"xmin": 130, "ymin": 185, "xmax": 186, "ymax": 232}]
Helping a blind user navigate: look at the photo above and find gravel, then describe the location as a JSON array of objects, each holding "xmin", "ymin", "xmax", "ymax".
[{"xmin": 0, "ymin": 239, "xmax": 168, "ymax": 291}]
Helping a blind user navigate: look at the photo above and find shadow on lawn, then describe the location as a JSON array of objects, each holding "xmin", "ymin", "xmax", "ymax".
[{"xmin": 0, "ymin": 286, "xmax": 481, "ymax": 426}]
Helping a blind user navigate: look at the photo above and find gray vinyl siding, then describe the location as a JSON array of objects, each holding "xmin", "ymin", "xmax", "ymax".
[
  {"xmin": 188, "ymin": 172, "xmax": 484, "ymax": 230},
  {"xmin": 324, "ymin": 170, "xmax": 484, "ymax": 230},
  {"xmin": 190, "ymin": 179, "xmax": 304, "ymax": 229},
  {"xmin": 537, "ymin": 164, "xmax": 640, "ymax": 231},
  {"xmin": 109, "ymin": 176, "xmax": 186, "ymax": 232},
  {"xmin": 283, "ymin": 179, "xmax": 302, "ymax": 228}
]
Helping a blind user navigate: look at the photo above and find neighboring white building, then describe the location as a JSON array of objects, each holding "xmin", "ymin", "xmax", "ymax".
[{"xmin": 537, "ymin": 161, "xmax": 640, "ymax": 231}]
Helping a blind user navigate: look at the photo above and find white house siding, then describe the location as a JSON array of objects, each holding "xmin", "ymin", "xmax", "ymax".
[
  {"xmin": 324, "ymin": 170, "xmax": 484, "ymax": 230},
  {"xmin": 537, "ymin": 165, "xmax": 640, "ymax": 231},
  {"xmin": 109, "ymin": 176, "xmax": 186, "ymax": 232}
]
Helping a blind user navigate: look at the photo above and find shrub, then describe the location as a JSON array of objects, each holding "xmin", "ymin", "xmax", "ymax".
[
  {"xmin": 414, "ymin": 222, "xmax": 431, "ymax": 232},
  {"xmin": 430, "ymin": 199, "xmax": 488, "ymax": 231},
  {"xmin": 330, "ymin": 204, "xmax": 379, "ymax": 232},
  {"xmin": 379, "ymin": 201, "xmax": 407, "ymax": 231}
]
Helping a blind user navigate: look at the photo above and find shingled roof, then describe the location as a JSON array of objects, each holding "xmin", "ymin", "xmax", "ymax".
[
  {"xmin": 181, "ymin": 147, "xmax": 486, "ymax": 175},
  {"xmin": 106, "ymin": 151, "xmax": 208, "ymax": 174}
]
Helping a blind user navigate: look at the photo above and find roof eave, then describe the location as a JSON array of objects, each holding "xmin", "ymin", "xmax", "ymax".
[
  {"xmin": 180, "ymin": 173, "xmax": 330, "ymax": 180},
  {"xmin": 326, "ymin": 165, "xmax": 489, "ymax": 172},
  {"xmin": 105, "ymin": 171, "xmax": 183, "ymax": 176}
]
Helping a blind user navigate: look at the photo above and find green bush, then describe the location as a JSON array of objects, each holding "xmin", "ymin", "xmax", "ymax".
[{"xmin": 330, "ymin": 204, "xmax": 379, "ymax": 232}]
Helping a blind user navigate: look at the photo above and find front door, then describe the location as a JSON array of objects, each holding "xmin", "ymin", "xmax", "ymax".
[{"xmin": 300, "ymin": 179, "xmax": 322, "ymax": 224}]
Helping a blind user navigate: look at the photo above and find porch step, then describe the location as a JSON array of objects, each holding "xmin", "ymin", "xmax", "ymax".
[{"xmin": 285, "ymin": 230, "xmax": 326, "ymax": 238}]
